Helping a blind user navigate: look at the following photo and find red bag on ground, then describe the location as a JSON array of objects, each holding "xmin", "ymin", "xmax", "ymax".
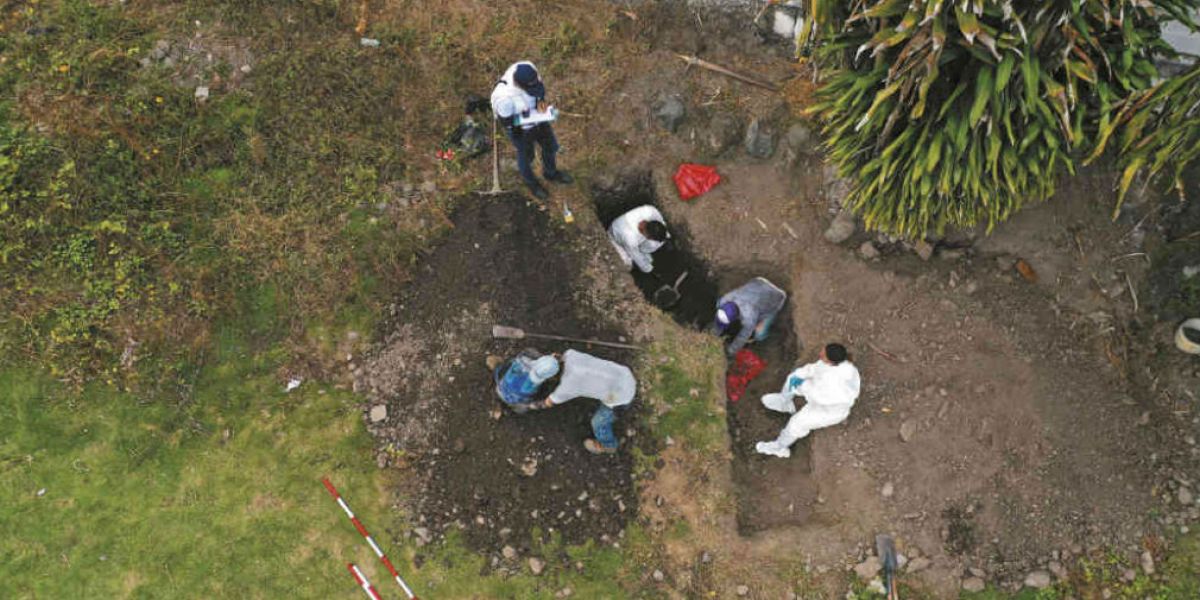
[
  {"xmin": 673, "ymin": 163, "xmax": 721, "ymax": 201},
  {"xmin": 726, "ymin": 349, "xmax": 766, "ymax": 403}
]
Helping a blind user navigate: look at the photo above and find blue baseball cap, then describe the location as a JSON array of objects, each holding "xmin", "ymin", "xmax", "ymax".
[{"xmin": 714, "ymin": 302, "xmax": 740, "ymax": 333}]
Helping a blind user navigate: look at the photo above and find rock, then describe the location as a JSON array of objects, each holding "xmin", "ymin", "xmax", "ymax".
[
  {"xmin": 962, "ymin": 577, "xmax": 986, "ymax": 593},
  {"xmin": 906, "ymin": 557, "xmax": 932, "ymax": 573},
  {"xmin": 1140, "ymin": 550, "xmax": 1155, "ymax": 575},
  {"xmin": 704, "ymin": 114, "xmax": 742, "ymax": 156},
  {"xmin": 784, "ymin": 122, "xmax": 814, "ymax": 153},
  {"xmin": 824, "ymin": 209, "xmax": 857, "ymax": 244},
  {"xmin": 1120, "ymin": 567, "xmax": 1137, "ymax": 583},
  {"xmin": 194, "ymin": 86, "xmax": 210, "ymax": 102},
  {"xmin": 881, "ymin": 482, "xmax": 895, "ymax": 498},
  {"xmin": 859, "ymin": 241, "xmax": 880, "ymax": 260},
  {"xmin": 854, "ymin": 556, "xmax": 882, "ymax": 580},
  {"xmin": 369, "ymin": 404, "xmax": 388, "ymax": 423},
  {"xmin": 652, "ymin": 569, "xmax": 665, "ymax": 582},
  {"xmin": 899, "ymin": 420, "xmax": 916, "ymax": 442},
  {"xmin": 744, "ymin": 118, "xmax": 776, "ymax": 159},
  {"xmin": 555, "ymin": 588, "xmax": 573, "ymax": 598},
  {"xmin": 701, "ymin": 551, "xmax": 712, "ymax": 564},
  {"xmin": 1178, "ymin": 487, "xmax": 1194, "ymax": 506},
  {"xmin": 1048, "ymin": 561, "xmax": 1067, "ymax": 580},
  {"xmin": 1024, "ymin": 570, "xmax": 1052, "ymax": 589},
  {"xmin": 914, "ymin": 240, "xmax": 935, "ymax": 261},
  {"xmin": 412, "ymin": 527, "xmax": 432, "ymax": 547},
  {"xmin": 529, "ymin": 557, "xmax": 546, "ymax": 576},
  {"xmin": 502, "ymin": 545, "xmax": 518, "ymax": 560},
  {"xmin": 736, "ymin": 584, "xmax": 750, "ymax": 596},
  {"xmin": 151, "ymin": 39, "xmax": 171, "ymax": 61},
  {"xmin": 653, "ymin": 95, "xmax": 686, "ymax": 133},
  {"xmin": 968, "ymin": 567, "xmax": 986, "ymax": 579}
]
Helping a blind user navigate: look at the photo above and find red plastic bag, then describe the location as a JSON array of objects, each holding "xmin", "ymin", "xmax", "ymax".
[
  {"xmin": 673, "ymin": 163, "xmax": 721, "ymax": 201},
  {"xmin": 726, "ymin": 349, "xmax": 766, "ymax": 403}
]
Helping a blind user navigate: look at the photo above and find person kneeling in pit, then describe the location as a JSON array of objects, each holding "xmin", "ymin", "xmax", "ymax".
[
  {"xmin": 608, "ymin": 205, "xmax": 669, "ymax": 273},
  {"xmin": 712, "ymin": 277, "xmax": 788, "ymax": 357},
  {"xmin": 755, "ymin": 343, "xmax": 861, "ymax": 458},
  {"xmin": 491, "ymin": 349, "xmax": 560, "ymax": 413},
  {"xmin": 523, "ymin": 349, "xmax": 636, "ymax": 455}
]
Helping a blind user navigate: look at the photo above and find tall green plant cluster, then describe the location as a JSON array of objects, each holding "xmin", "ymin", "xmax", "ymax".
[
  {"xmin": 808, "ymin": 0, "xmax": 1198, "ymax": 237},
  {"xmin": 1088, "ymin": 63, "xmax": 1200, "ymax": 207}
]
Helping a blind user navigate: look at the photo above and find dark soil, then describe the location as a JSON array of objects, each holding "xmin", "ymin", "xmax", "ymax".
[
  {"xmin": 592, "ymin": 174, "xmax": 816, "ymax": 534},
  {"xmin": 359, "ymin": 197, "xmax": 636, "ymax": 553}
]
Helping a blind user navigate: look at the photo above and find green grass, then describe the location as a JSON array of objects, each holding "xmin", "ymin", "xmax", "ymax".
[
  {"xmin": 641, "ymin": 354, "xmax": 727, "ymax": 455},
  {"xmin": 0, "ymin": 359, "xmax": 386, "ymax": 597}
]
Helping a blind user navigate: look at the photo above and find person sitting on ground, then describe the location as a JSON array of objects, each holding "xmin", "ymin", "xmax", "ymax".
[
  {"xmin": 608, "ymin": 205, "xmax": 670, "ymax": 273},
  {"xmin": 754, "ymin": 343, "xmax": 861, "ymax": 458},
  {"xmin": 523, "ymin": 349, "xmax": 636, "ymax": 455},
  {"xmin": 712, "ymin": 277, "xmax": 788, "ymax": 357},
  {"xmin": 490, "ymin": 60, "xmax": 573, "ymax": 200},
  {"xmin": 491, "ymin": 350, "xmax": 560, "ymax": 413}
]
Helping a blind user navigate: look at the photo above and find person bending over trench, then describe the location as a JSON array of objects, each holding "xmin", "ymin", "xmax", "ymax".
[
  {"xmin": 608, "ymin": 205, "xmax": 669, "ymax": 273},
  {"xmin": 712, "ymin": 277, "xmax": 788, "ymax": 357},
  {"xmin": 491, "ymin": 349, "xmax": 559, "ymax": 413},
  {"xmin": 755, "ymin": 343, "xmax": 861, "ymax": 458},
  {"xmin": 523, "ymin": 349, "xmax": 636, "ymax": 455}
]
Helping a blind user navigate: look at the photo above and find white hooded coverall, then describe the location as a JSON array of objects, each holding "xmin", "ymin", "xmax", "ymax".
[
  {"xmin": 755, "ymin": 359, "xmax": 861, "ymax": 458},
  {"xmin": 608, "ymin": 205, "xmax": 666, "ymax": 273}
]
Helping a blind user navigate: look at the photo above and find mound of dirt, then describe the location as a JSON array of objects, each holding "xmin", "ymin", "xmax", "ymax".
[{"xmin": 357, "ymin": 197, "xmax": 637, "ymax": 553}]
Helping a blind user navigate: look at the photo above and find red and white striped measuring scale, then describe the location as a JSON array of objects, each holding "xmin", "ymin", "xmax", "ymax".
[
  {"xmin": 346, "ymin": 563, "xmax": 383, "ymax": 600},
  {"xmin": 323, "ymin": 477, "xmax": 419, "ymax": 599}
]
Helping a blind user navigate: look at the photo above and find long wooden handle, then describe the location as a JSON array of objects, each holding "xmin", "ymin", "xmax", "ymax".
[{"xmin": 523, "ymin": 332, "xmax": 642, "ymax": 351}]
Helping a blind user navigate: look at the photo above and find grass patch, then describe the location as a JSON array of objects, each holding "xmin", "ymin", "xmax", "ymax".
[
  {"xmin": 0, "ymin": 359, "xmax": 386, "ymax": 597},
  {"xmin": 639, "ymin": 333, "xmax": 727, "ymax": 455}
]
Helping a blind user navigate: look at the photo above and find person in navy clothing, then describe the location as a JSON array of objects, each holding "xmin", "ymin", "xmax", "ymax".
[{"xmin": 490, "ymin": 61, "xmax": 573, "ymax": 200}]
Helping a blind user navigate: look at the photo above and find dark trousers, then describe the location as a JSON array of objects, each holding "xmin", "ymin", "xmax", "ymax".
[{"xmin": 506, "ymin": 124, "xmax": 559, "ymax": 186}]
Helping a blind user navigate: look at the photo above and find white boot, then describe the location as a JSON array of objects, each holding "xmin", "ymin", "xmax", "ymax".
[
  {"xmin": 755, "ymin": 441, "xmax": 791, "ymax": 458},
  {"xmin": 761, "ymin": 393, "xmax": 796, "ymax": 414}
]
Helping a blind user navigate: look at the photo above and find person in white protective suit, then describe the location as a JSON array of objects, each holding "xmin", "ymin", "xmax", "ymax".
[
  {"xmin": 608, "ymin": 205, "xmax": 670, "ymax": 273},
  {"xmin": 754, "ymin": 343, "xmax": 860, "ymax": 458}
]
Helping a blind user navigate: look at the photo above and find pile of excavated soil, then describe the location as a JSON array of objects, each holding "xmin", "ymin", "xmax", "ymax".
[{"xmin": 357, "ymin": 197, "xmax": 637, "ymax": 553}]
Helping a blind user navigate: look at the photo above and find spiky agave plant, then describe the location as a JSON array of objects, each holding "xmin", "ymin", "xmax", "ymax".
[
  {"xmin": 808, "ymin": 0, "xmax": 1198, "ymax": 238},
  {"xmin": 1087, "ymin": 62, "xmax": 1200, "ymax": 210}
]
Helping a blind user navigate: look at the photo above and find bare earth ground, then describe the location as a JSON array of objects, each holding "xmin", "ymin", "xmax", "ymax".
[{"xmin": 352, "ymin": 2, "xmax": 1198, "ymax": 597}]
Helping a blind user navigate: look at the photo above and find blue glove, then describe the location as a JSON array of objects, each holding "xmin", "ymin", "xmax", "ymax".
[{"xmin": 787, "ymin": 375, "xmax": 804, "ymax": 392}]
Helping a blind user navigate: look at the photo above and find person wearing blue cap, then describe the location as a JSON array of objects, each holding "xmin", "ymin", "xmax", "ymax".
[
  {"xmin": 490, "ymin": 61, "xmax": 573, "ymax": 200},
  {"xmin": 712, "ymin": 277, "xmax": 788, "ymax": 357},
  {"xmin": 492, "ymin": 350, "xmax": 561, "ymax": 413}
]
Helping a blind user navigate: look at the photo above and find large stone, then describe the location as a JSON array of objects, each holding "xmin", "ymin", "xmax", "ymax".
[
  {"xmin": 859, "ymin": 241, "xmax": 880, "ymax": 260},
  {"xmin": 914, "ymin": 240, "xmax": 935, "ymax": 261},
  {"xmin": 1140, "ymin": 550, "xmax": 1155, "ymax": 575},
  {"xmin": 962, "ymin": 577, "xmax": 986, "ymax": 593},
  {"xmin": 653, "ymin": 95, "xmax": 686, "ymax": 133},
  {"xmin": 1178, "ymin": 487, "xmax": 1194, "ymax": 506},
  {"xmin": 529, "ymin": 557, "xmax": 546, "ymax": 576},
  {"xmin": 744, "ymin": 118, "xmax": 776, "ymax": 159},
  {"xmin": 784, "ymin": 122, "xmax": 815, "ymax": 154},
  {"xmin": 899, "ymin": 420, "xmax": 917, "ymax": 442},
  {"xmin": 824, "ymin": 209, "xmax": 857, "ymax": 244},
  {"xmin": 704, "ymin": 114, "xmax": 742, "ymax": 156},
  {"xmin": 854, "ymin": 556, "xmax": 882, "ymax": 580},
  {"xmin": 369, "ymin": 404, "xmax": 388, "ymax": 423},
  {"xmin": 502, "ymin": 545, "xmax": 518, "ymax": 560},
  {"xmin": 906, "ymin": 557, "xmax": 932, "ymax": 573},
  {"xmin": 1024, "ymin": 570, "xmax": 1052, "ymax": 589}
]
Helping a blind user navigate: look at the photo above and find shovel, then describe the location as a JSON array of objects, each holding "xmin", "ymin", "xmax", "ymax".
[
  {"xmin": 652, "ymin": 270, "xmax": 688, "ymax": 309},
  {"xmin": 476, "ymin": 118, "xmax": 505, "ymax": 196},
  {"xmin": 491, "ymin": 325, "xmax": 641, "ymax": 351},
  {"xmin": 875, "ymin": 533, "xmax": 899, "ymax": 600}
]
